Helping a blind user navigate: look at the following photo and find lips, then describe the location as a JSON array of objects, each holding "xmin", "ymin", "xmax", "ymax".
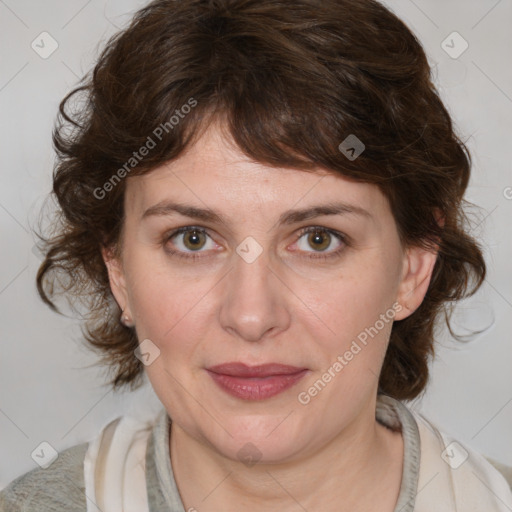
[
  {"xmin": 206, "ymin": 362, "xmax": 309, "ymax": 400},
  {"xmin": 207, "ymin": 362, "xmax": 307, "ymax": 378}
]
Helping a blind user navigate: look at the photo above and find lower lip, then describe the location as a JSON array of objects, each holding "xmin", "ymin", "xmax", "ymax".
[{"xmin": 206, "ymin": 369, "xmax": 309, "ymax": 401}]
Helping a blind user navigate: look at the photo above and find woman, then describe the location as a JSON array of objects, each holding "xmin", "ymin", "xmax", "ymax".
[{"xmin": 1, "ymin": 0, "xmax": 511, "ymax": 510}]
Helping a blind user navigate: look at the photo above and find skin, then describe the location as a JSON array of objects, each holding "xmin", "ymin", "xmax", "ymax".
[{"xmin": 103, "ymin": 122, "xmax": 438, "ymax": 511}]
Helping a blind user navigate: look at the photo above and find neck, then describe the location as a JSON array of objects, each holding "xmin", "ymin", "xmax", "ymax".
[{"xmin": 169, "ymin": 397, "xmax": 403, "ymax": 512}]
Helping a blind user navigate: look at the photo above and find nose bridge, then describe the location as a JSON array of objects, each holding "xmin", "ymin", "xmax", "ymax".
[{"xmin": 218, "ymin": 241, "xmax": 290, "ymax": 342}]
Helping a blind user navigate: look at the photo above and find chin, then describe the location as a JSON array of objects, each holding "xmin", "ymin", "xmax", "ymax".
[{"xmin": 203, "ymin": 416, "xmax": 307, "ymax": 464}]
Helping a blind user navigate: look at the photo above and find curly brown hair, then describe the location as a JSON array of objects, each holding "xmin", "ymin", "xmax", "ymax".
[{"xmin": 36, "ymin": 0, "xmax": 486, "ymax": 400}]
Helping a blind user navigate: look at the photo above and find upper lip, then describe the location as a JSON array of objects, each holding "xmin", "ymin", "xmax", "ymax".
[{"xmin": 207, "ymin": 362, "xmax": 307, "ymax": 378}]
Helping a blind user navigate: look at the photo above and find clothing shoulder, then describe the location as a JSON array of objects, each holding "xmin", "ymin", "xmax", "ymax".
[
  {"xmin": 411, "ymin": 410, "xmax": 512, "ymax": 511},
  {"xmin": 486, "ymin": 457, "xmax": 512, "ymax": 491},
  {"xmin": 0, "ymin": 442, "xmax": 88, "ymax": 512}
]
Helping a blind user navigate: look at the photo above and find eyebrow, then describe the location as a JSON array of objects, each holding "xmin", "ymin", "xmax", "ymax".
[{"xmin": 141, "ymin": 200, "xmax": 372, "ymax": 225}]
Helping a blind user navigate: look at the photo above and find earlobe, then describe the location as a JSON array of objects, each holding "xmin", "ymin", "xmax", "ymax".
[{"xmin": 394, "ymin": 244, "xmax": 438, "ymax": 321}]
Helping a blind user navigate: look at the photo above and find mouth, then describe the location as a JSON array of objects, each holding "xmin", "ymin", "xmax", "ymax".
[{"xmin": 206, "ymin": 362, "xmax": 309, "ymax": 401}]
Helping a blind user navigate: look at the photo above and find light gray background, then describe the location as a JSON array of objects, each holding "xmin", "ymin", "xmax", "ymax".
[{"xmin": 1, "ymin": 0, "xmax": 511, "ymax": 489}]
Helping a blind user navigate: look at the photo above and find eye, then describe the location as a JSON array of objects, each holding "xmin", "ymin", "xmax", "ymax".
[
  {"xmin": 164, "ymin": 226, "xmax": 217, "ymax": 256},
  {"xmin": 162, "ymin": 225, "xmax": 348, "ymax": 262},
  {"xmin": 293, "ymin": 226, "xmax": 347, "ymax": 259}
]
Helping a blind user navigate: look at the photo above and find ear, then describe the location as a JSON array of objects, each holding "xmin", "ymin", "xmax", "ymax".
[
  {"xmin": 101, "ymin": 247, "xmax": 131, "ymax": 318},
  {"xmin": 394, "ymin": 244, "xmax": 439, "ymax": 321}
]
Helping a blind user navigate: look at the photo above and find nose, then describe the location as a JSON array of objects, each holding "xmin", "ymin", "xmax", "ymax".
[{"xmin": 218, "ymin": 246, "xmax": 291, "ymax": 343}]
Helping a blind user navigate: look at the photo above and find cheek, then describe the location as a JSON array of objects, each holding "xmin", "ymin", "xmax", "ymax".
[
  {"xmin": 130, "ymin": 271, "xmax": 212, "ymax": 396},
  {"xmin": 296, "ymin": 274, "xmax": 398, "ymax": 404},
  {"xmin": 294, "ymin": 259, "xmax": 400, "ymax": 384},
  {"xmin": 126, "ymin": 254, "xmax": 214, "ymax": 344},
  {"xmin": 302, "ymin": 261, "xmax": 398, "ymax": 333}
]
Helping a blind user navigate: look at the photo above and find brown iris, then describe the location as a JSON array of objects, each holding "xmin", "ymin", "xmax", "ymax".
[
  {"xmin": 307, "ymin": 230, "xmax": 331, "ymax": 251},
  {"xmin": 182, "ymin": 230, "xmax": 207, "ymax": 251}
]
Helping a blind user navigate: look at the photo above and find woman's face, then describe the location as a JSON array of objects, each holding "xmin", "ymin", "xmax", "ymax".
[{"xmin": 105, "ymin": 123, "xmax": 436, "ymax": 463}]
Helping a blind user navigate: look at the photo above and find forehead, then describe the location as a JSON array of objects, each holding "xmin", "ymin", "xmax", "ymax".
[{"xmin": 124, "ymin": 123, "xmax": 389, "ymax": 221}]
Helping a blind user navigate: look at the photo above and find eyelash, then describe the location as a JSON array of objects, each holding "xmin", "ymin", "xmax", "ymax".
[{"xmin": 162, "ymin": 226, "xmax": 349, "ymax": 262}]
